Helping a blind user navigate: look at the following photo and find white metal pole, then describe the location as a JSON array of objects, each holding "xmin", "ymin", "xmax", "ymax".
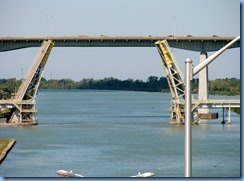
[
  {"xmin": 185, "ymin": 58, "xmax": 193, "ymax": 177},
  {"xmin": 228, "ymin": 105, "xmax": 231, "ymax": 124}
]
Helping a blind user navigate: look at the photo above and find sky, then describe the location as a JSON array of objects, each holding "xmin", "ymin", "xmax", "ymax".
[{"xmin": 0, "ymin": 0, "xmax": 240, "ymax": 81}]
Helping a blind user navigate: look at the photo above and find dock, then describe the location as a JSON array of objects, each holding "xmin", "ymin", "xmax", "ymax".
[{"xmin": 0, "ymin": 139, "xmax": 16, "ymax": 164}]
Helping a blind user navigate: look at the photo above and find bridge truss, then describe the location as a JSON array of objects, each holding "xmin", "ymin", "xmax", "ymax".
[
  {"xmin": 155, "ymin": 40, "xmax": 240, "ymax": 124},
  {"xmin": 0, "ymin": 40, "xmax": 54, "ymax": 125}
]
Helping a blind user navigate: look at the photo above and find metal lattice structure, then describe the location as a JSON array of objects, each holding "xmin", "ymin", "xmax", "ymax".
[
  {"xmin": 0, "ymin": 40, "xmax": 54, "ymax": 125},
  {"xmin": 155, "ymin": 38, "xmax": 240, "ymax": 124},
  {"xmin": 155, "ymin": 40, "xmax": 186, "ymax": 124}
]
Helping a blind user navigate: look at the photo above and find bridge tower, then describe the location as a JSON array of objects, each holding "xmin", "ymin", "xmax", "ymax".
[{"xmin": 5, "ymin": 40, "xmax": 54, "ymax": 124}]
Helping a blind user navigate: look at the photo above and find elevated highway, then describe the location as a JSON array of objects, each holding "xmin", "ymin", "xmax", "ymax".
[{"xmin": 0, "ymin": 35, "xmax": 240, "ymax": 52}]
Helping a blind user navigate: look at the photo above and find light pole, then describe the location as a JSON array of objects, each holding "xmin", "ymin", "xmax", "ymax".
[
  {"xmin": 184, "ymin": 36, "xmax": 240, "ymax": 177},
  {"xmin": 185, "ymin": 58, "xmax": 193, "ymax": 177}
]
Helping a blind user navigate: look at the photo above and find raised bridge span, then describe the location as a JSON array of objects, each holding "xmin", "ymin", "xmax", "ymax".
[{"xmin": 0, "ymin": 35, "xmax": 240, "ymax": 52}]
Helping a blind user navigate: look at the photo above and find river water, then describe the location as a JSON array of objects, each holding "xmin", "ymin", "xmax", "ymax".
[{"xmin": 0, "ymin": 90, "xmax": 240, "ymax": 177}]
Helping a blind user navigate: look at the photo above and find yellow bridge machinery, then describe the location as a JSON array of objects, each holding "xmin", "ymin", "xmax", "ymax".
[{"xmin": 156, "ymin": 40, "xmax": 188, "ymax": 124}]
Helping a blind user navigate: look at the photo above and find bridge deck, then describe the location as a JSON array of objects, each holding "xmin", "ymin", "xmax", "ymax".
[{"xmin": 0, "ymin": 35, "xmax": 240, "ymax": 52}]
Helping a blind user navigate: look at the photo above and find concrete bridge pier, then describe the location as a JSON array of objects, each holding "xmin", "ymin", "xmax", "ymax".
[
  {"xmin": 198, "ymin": 51, "xmax": 209, "ymax": 101},
  {"xmin": 198, "ymin": 51, "xmax": 210, "ymax": 122}
]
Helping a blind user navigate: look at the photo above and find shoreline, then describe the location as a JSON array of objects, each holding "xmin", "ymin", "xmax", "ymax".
[{"xmin": 0, "ymin": 139, "xmax": 16, "ymax": 164}]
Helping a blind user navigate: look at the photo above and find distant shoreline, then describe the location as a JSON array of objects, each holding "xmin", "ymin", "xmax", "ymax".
[{"xmin": 0, "ymin": 77, "xmax": 240, "ymax": 98}]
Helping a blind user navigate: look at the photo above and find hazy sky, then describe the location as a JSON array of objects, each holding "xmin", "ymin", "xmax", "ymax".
[{"xmin": 0, "ymin": 0, "xmax": 240, "ymax": 81}]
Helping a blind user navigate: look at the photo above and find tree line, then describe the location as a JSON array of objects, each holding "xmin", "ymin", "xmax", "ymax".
[
  {"xmin": 0, "ymin": 76, "xmax": 240, "ymax": 99},
  {"xmin": 209, "ymin": 78, "xmax": 240, "ymax": 96},
  {"xmin": 39, "ymin": 76, "xmax": 171, "ymax": 92}
]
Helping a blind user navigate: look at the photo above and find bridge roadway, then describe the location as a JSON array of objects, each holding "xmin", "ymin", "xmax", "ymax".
[{"xmin": 0, "ymin": 35, "xmax": 240, "ymax": 52}]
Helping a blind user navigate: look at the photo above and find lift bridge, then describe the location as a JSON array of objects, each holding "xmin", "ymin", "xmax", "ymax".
[
  {"xmin": 0, "ymin": 40, "xmax": 54, "ymax": 125},
  {"xmin": 155, "ymin": 40, "xmax": 240, "ymax": 124},
  {"xmin": 0, "ymin": 36, "xmax": 240, "ymax": 125}
]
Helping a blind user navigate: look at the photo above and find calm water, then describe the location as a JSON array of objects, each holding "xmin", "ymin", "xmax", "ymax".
[{"xmin": 0, "ymin": 90, "xmax": 240, "ymax": 177}]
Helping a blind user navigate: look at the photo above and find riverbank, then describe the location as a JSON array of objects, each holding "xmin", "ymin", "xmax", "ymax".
[{"xmin": 0, "ymin": 139, "xmax": 16, "ymax": 164}]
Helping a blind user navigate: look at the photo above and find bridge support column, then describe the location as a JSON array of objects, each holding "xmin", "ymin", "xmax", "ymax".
[
  {"xmin": 198, "ymin": 52, "xmax": 209, "ymax": 122},
  {"xmin": 228, "ymin": 106, "xmax": 231, "ymax": 124},
  {"xmin": 221, "ymin": 107, "xmax": 232, "ymax": 124},
  {"xmin": 221, "ymin": 108, "xmax": 226, "ymax": 124}
]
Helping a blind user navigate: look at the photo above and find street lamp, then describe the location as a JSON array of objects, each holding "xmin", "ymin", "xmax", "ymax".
[{"xmin": 184, "ymin": 36, "xmax": 240, "ymax": 177}]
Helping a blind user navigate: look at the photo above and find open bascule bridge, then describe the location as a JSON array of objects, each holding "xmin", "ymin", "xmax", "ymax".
[{"xmin": 0, "ymin": 35, "xmax": 240, "ymax": 125}]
